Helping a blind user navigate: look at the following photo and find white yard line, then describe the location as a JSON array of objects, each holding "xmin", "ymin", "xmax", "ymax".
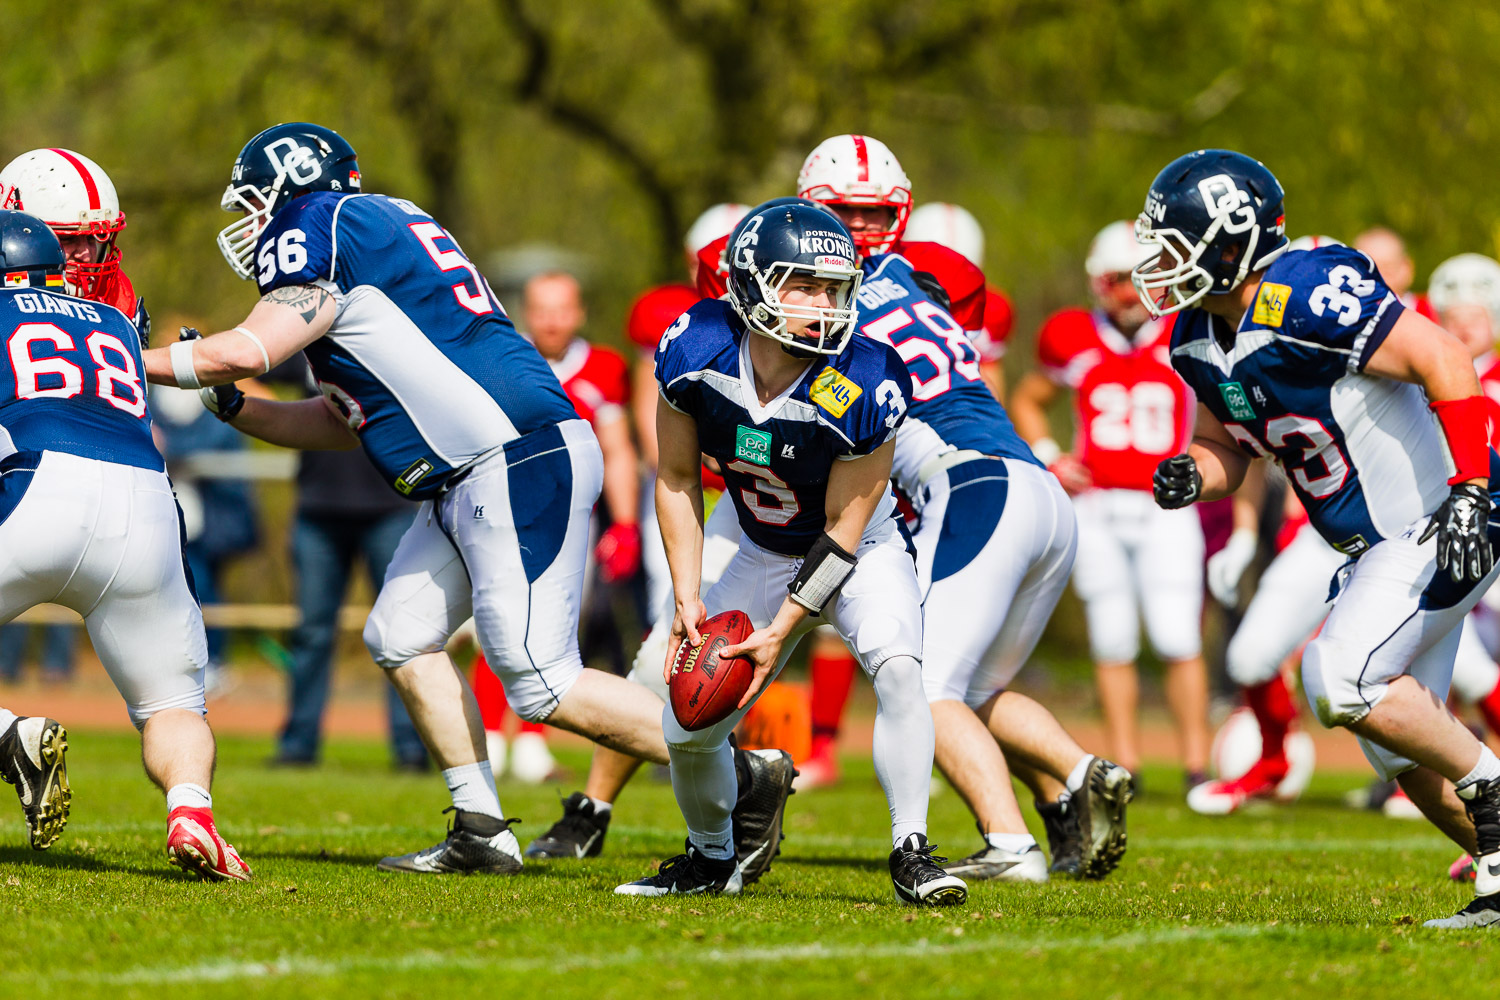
[{"xmin": 57, "ymin": 924, "xmax": 1275, "ymax": 986}]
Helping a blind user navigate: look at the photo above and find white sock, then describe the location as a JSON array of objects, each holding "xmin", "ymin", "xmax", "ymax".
[
  {"xmin": 871, "ymin": 655, "xmax": 932, "ymax": 847},
  {"xmin": 166, "ymin": 783, "xmax": 212, "ymax": 812},
  {"xmin": 668, "ymin": 743, "xmax": 737, "ymax": 860},
  {"xmin": 1457, "ymin": 746, "xmax": 1500, "ymax": 794},
  {"xmin": 985, "ymin": 832, "xmax": 1039, "ymax": 853},
  {"xmin": 444, "ymin": 761, "xmax": 504, "ymax": 820},
  {"xmin": 1065, "ymin": 754, "xmax": 1094, "ymax": 796},
  {"xmin": 587, "ymin": 796, "xmax": 613, "ymax": 815},
  {"xmin": 0, "ymin": 710, "xmax": 16, "ymax": 736}
]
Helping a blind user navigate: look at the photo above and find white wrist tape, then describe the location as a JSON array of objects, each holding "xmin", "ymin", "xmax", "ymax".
[
  {"xmin": 169, "ymin": 339, "xmax": 202, "ymax": 389},
  {"xmin": 230, "ymin": 326, "xmax": 271, "ymax": 375},
  {"xmin": 1031, "ymin": 436, "xmax": 1062, "ymax": 466}
]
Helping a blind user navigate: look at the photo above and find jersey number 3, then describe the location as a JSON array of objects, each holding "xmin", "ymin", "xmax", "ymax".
[{"xmin": 6, "ymin": 322, "xmax": 146, "ymax": 417}]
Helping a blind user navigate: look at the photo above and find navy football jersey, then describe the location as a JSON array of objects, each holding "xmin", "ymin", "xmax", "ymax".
[
  {"xmin": 853, "ymin": 252, "xmax": 1039, "ymax": 497},
  {"xmin": 255, "ymin": 192, "xmax": 577, "ymax": 499},
  {"xmin": 0, "ymin": 288, "xmax": 161, "ymax": 472},
  {"xmin": 1170, "ymin": 245, "xmax": 1448, "ymax": 555},
  {"xmin": 656, "ymin": 299, "xmax": 911, "ymax": 556}
]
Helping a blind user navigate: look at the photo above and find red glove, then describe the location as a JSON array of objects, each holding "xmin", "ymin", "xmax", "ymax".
[
  {"xmin": 1049, "ymin": 453, "xmax": 1094, "ymax": 496},
  {"xmin": 595, "ymin": 522, "xmax": 642, "ymax": 583}
]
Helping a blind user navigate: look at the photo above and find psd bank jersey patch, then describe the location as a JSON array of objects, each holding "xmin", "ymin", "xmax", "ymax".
[
  {"xmin": 254, "ymin": 191, "xmax": 576, "ymax": 499},
  {"xmin": 1169, "ymin": 244, "xmax": 1450, "ymax": 556},
  {"xmin": 655, "ymin": 298, "xmax": 911, "ymax": 556}
]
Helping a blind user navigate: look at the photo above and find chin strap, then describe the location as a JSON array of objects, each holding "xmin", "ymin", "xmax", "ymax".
[{"xmin": 1431, "ymin": 397, "xmax": 1494, "ymax": 484}]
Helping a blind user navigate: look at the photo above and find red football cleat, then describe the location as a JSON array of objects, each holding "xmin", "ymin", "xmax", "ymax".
[
  {"xmin": 167, "ymin": 806, "xmax": 251, "ymax": 881},
  {"xmin": 1187, "ymin": 756, "xmax": 1290, "ymax": 815},
  {"xmin": 1450, "ymin": 853, "xmax": 1477, "ymax": 882}
]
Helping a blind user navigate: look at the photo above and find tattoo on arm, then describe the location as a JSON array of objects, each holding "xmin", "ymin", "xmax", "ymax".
[{"xmin": 262, "ymin": 285, "xmax": 332, "ymax": 324}]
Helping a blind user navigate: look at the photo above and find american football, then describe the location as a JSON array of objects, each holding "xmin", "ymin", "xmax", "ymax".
[{"xmin": 669, "ymin": 609, "xmax": 753, "ymax": 730}]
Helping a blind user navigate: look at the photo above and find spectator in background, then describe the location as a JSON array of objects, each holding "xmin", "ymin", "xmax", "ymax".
[
  {"xmin": 265, "ymin": 359, "xmax": 427, "ymax": 770},
  {"xmin": 0, "ymin": 623, "xmax": 76, "ymax": 685},
  {"xmin": 905, "ymin": 201, "xmax": 1016, "ymax": 401},
  {"xmin": 1352, "ymin": 227, "xmax": 1438, "ymax": 319},
  {"xmin": 150, "ymin": 380, "xmax": 260, "ymax": 692}
]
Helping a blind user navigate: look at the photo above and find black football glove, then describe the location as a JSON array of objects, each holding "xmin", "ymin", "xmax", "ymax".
[
  {"xmin": 1419, "ymin": 483, "xmax": 1494, "ymax": 583},
  {"xmin": 1153, "ymin": 454, "xmax": 1201, "ymax": 510},
  {"xmin": 178, "ymin": 326, "xmax": 245, "ymax": 422}
]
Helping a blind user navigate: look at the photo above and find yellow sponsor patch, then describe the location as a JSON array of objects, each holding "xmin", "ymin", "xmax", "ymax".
[
  {"xmin": 1252, "ymin": 281, "xmax": 1292, "ymax": 327},
  {"xmin": 809, "ymin": 367, "xmax": 862, "ymax": 417}
]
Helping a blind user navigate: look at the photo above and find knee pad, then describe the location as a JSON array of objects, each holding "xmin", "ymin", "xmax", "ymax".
[
  {"xmin": 1225, "ymin": 630, "xmax": 1284, "ymax": 688},
  {"xmin": 129, "ymin": 691, "xmax": 208, "ymax": 733},
  {"xmin": 363, "ymin": 601, "xmax": 448, "ymax": 670},
  {"xmin": 1300, "ymin": 636, "xmax": 1377, "ymax": 728}
]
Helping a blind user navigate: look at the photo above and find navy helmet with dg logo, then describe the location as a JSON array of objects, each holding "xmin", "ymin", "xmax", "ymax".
[
  {"xmin": 0, "ymin": 210, "xmax": 66, "ymax": 291},
  {"xmin": 217, "ymin": 122, "xmax": 361, "ymax": 280},
  {"xmin": 727, "ymin": 200, "xmax": 862, "ymax": 356},
  {"xmin": 1132, "ymin": 149, "xmax": 1289, "ymax": 317}
]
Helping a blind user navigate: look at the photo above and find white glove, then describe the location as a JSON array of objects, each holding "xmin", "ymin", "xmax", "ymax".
[{"xmin": 1207, "ymin": 528, "xmax": 1258, "ymax": 607}]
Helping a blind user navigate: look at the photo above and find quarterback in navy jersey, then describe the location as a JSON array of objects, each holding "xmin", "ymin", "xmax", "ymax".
[
  {"xmin": 0, "ymin": 211, "xmax": 249, "ymax": 880},
  {"xmin": 141, "ymin": 123, "xmax": 793, "ymax": 881},
  {"xmin": 617, "ymin": 201, "xmax": 966, "ymax": 905},
  {"xmin": 1139, "ymin": 149, "xmax": 1500, "ymax": 929}
]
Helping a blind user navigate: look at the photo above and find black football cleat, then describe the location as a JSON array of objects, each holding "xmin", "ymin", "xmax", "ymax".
[
  {"xmin": 0, "ymin": 716, "xmax": 70, "ymax": 850},
  {"xmin": 525, "ymin": 791, "xmax": 610, "ymax": 859},
  {"xmin": 731, "ymin": 747, "xmax": 796, "ymax": 885},
  {"xmin": 615, "ymin": 840, "xmax": 742, "ymax": 896},
  {"xmin": 1036, "ymin": 797, "xmax": 1083, "ymax": 877},
  {"xmin": 1077, "ymin": 757, "xmax": 1133, "ymax": 880},
  {"xmin": 377, "ymin": 809, "xmax": 523, "ymax": 874},
  {"xmin": 890, "ymin": 833, "xmax": 968, "ymax": 906},
  {"xmin": 1426, "ymin": 776, "xmax": 1500, "ymax": 927}
]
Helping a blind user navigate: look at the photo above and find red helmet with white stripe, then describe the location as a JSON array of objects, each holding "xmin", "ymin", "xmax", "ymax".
[
  {"xmin": 0, "ymin": 149, "xmax": 126, "ymax": 301},
  {"xmin": 797, "ymin": 135, "xmax": 912, "ymax": 254}
]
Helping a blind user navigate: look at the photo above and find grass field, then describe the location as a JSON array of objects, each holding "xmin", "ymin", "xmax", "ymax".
[{"xmin": 0, "ymin": 729, "xmax": 1490, "ymax": 999}]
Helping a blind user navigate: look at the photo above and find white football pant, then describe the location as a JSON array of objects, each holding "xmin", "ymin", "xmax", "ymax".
[
  {"xmin": 0, "ymin": 451, "xmax": 207, "ymax": 729},
  {"xmin": 915, "ymin": 458, "xmax": 1077, "ymax": 705},
  {"xmin": 1224, "ymin": 521, "xmax": 1346, "ymax": 688},
  {"xmin": 363, "ymin": 420, "xmax": 602, "ymax": 722},
  {"xmin": 1070, "ymin": 487, "xmax": 1205, "ymax": 664}
]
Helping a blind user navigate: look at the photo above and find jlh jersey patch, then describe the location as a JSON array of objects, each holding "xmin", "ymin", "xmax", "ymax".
[
  {"xmin": 1219, "ymin": 382, "xmax": 1256, "ymax": 421},
  {"xmin": 809, "ymin": 367, "xmax": 861, "ymax": 417},
  {"xmin": 735, "ymin": 425, "xmax": 772, "ymax": 467},
  {"xmin": 1251, "ymin": 281, "xmax": 1292, "ymax": 328}
]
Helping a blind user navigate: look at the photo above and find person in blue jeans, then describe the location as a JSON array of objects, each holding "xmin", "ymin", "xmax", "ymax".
[
  {"xmin": 267, "ymin": 361, "xmax": 427, "ymax": 770},
  {"xmin": 0, "ymin": 624, "xmax": 77, "ymax": 683}
]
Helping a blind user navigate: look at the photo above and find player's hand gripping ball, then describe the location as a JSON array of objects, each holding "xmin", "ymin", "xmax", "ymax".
[{"xmin": 669, "ymin": 610, "xmax": 754, "ymax": 731}]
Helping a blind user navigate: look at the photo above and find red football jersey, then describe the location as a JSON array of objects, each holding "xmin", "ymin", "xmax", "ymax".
[
  {"xmin": 1037, "ymin": 308, "xmax": 1194, "ymax": 491},
  {"xmin": 1479, "ymin": 352, "xmax": 1500, "ymax": 405},
  {"xmin": 695, "ymin": 236, "xmax": 986, "ymax": 331},
  {"xmin": 626, "ymin": 283, "xmax": 699, "ymax": 353},
  {"xmin": 971, "ymin": 286, "xmax": 1014, "ymax": 363},
  {"xmin": 547, "ymin": 338, "xmax": 629, "ymax": 428},
  {"xmin": 1405, "ymin": 291, "xmax": 1438, "ymax": 322}
]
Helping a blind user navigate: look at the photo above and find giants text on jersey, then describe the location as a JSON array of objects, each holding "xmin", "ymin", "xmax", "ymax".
[
  {"xmin": 853, "ymin": 252, "xmax": 1039, "ymax": 500},
  {"xmin": 0, "ymin": 287, "xmax": 161, "ymax": 472}
]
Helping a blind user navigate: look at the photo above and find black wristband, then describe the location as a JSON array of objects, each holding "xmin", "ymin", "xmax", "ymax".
[{"xmin": 789, "ymin": 532, "xmax": 858, "ymax": 615}]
